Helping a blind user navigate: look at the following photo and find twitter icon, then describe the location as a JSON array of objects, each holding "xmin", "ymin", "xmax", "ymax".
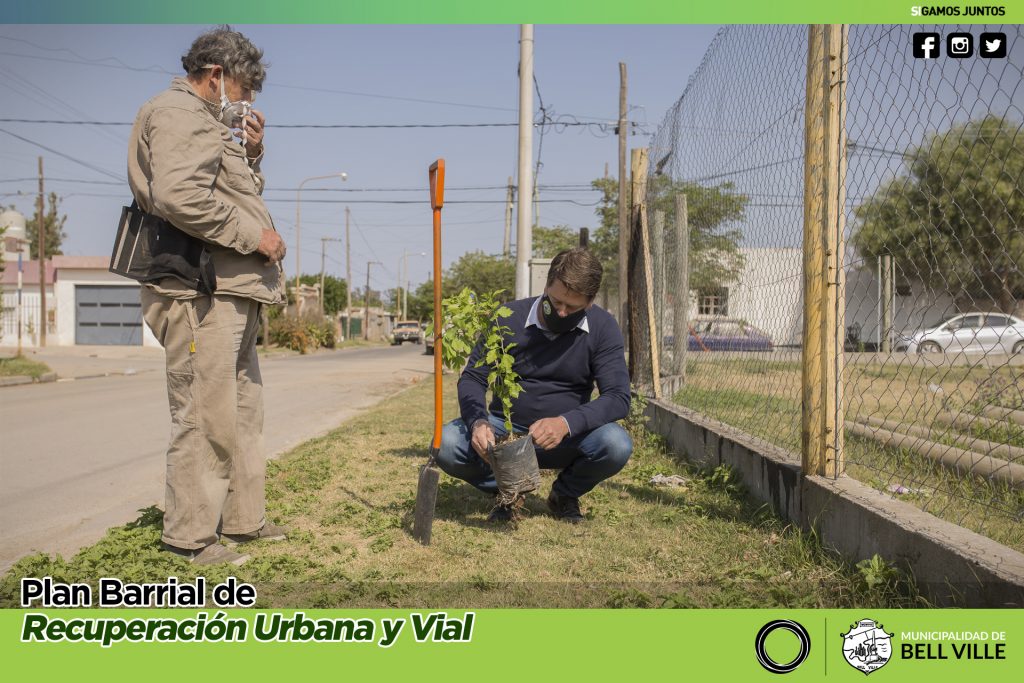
[{"xmin": 980, "ymin": 32, "xmax": 1007, "ymax": 58}]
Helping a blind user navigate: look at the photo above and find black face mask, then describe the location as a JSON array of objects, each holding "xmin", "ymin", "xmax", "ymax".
[{"xmin": 541, "ymin": 295, "xmax": 587, "ymax": 334}]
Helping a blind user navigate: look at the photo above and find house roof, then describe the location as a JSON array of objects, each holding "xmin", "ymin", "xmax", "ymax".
[{"xmin": 1, "ymin": 256, "xmax": 115, "ymax": 286}]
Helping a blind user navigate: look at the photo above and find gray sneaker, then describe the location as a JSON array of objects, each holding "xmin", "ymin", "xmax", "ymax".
[
  {"xmin": 223, "ymin": 522, "xmax": 290, "ymax": 545},
  {"xmin": 163, "ymin": 542, "xmax": 249, "ymax": 566}
]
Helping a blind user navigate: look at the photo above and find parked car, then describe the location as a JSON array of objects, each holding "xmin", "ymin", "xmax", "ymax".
[
  {"xmin": 664, "ymin": 318, "xmax": 774, "ymax": 352},
  {"xmin": 391, "ymin": 320, "xmax": 423, "ymax": 345},
  {"xmin": 895, "ymin": 312, "xmax": 1024, "ymax": 355}
]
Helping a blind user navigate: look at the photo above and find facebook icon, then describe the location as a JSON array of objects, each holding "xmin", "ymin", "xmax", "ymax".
[{"xmin": 913, "ymin": 32, "xmax": 940, "ymax": 59}]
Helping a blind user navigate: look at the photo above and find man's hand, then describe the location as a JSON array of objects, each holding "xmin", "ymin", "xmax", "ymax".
[
  {"xmin": 471, "ymin": 420, "xmax": 495, "ymax": 464},
  {"xmin": 529, "ymin": 417, "xmax": 569, "ymax": 451},
  {"xmin": 239, "ymin": 109, "xmax": 265, "ymax": 158},
  {"xmin": 256, "ymin": 228, "xmax": 286, "ymax": 265}
]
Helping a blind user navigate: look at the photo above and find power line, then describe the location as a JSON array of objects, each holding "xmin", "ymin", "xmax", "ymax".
[
  {"xmin": 0, "ymin": 177, "xmax": 595, "ymax": 191},
  {"xmin": 0, "ymin": 117, "xmax": 622, "ymax": 131},
  {"xmin": 0, "ymin": 38, "xmax": 620, "ymax": 121},
  {"xmin": 0, "ymin": 128, "xmax": 124, "ymax": 181},
  {"xmin": 263, "ymin": 198, "xmax": 601, "ymax": 206}
]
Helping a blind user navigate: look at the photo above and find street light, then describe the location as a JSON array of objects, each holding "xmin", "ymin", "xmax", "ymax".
[
  {"xmin": 402, "ymin": 250, "xmax": 427, "ymax": 320},
  {"xmin": 295, "ymin": 172, "xmax": 347, "ymax": 293}
]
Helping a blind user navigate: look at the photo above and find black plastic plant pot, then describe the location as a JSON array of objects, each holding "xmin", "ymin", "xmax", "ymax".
[{"xmin": 489, "ymin": 434, "xmax": 541, "ymax": 499}]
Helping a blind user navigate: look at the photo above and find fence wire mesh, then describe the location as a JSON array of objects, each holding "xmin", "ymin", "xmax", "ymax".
[{"xmin": 648, "ymin": 24, "xmax": 1024, "ymax": 553}]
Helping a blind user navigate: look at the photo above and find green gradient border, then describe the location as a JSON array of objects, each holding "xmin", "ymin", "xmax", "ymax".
[
  {"xmin": 0, "ymin": 0, "xmax": 1020, "ymax": 23},
  {"xmin": 4, "ymin": 608, "xmax": 1023, "ymax": 681}
]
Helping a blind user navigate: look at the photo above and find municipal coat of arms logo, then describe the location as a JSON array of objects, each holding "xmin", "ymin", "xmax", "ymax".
[{"xmin": 842, "ymin": 619, "xmax": 893, "ymax": 675}]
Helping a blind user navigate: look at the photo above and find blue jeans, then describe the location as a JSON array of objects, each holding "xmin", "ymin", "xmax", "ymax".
[{"xmin": 436, "ymin": 414, "xmax": 633, "ymax": 498}]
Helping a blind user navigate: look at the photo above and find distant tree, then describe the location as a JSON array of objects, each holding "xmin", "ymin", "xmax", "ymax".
[
  {"xmin": 26, "ymin": 192, "xmax": 67, "ymax": 259},
  {"xmin": 445, "ymin": 251, "xmax": 515, "ymax": 302},
  {"xmin": 531, "ymin": 225, "xmax": 578, "ymax": 258},
  {"xmin": 405, "ymin": 279, "xmax": 436, "ymax": 322},
  {"xmin": 403, "ymin": 251, "xmax": 516, "ymax": 321},
  {"xmin": 350, "ymin": 286, "xmax": 383, "ymax": 309},
  {"xmin": 296, "ymin": 274, "xmax": 348, "ymax": 315},
  {"xmin": 852, "ymin": 115, "xmax": 1024, "ymax": 313},
  {"xmin": 590, "ymin": 175, "xmax": 748, "ymax": 296}
]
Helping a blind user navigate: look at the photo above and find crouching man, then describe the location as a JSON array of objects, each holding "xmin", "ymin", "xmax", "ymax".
[{"xmin": 436, "ymin": 248, "xmax": 633, "ymax": 523}]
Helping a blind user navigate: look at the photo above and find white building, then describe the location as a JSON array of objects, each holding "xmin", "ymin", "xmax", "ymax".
[
  {"xmin": 1, "ymin": 255, "xmax": 159, "ymax": 348},
  {"xmin": 660, "ymin": 247, "xmax": 963, "ymax": 349}
]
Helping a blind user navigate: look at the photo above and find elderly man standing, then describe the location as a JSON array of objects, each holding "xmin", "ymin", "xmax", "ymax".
[{"xmin": 128, "ymin": 26, "xmax": 288, "ymax": 565}]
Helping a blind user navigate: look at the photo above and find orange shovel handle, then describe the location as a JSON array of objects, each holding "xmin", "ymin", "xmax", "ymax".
[{"xmin": 429, "ymin": 160, "xmax": 445, "ymax": 451}]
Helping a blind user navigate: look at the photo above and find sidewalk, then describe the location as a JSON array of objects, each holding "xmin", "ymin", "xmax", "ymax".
[{"xmin": 0, "ymin": 345, "xmax": 166, "ymax": 381}]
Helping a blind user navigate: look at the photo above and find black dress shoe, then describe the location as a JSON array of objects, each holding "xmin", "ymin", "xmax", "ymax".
[{"xmin": 547, "ymin": 490, "xmax": 585, "ymax": 524}]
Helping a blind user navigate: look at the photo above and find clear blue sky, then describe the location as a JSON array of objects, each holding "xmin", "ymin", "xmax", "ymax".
[{"xmin": 0, "ymin": 24, "xmax": 719, "ymax": 291}]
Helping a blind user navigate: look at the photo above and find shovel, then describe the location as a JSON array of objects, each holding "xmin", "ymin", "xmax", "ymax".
[{"xmin": 412, "ymin": 158, "xmax": 445, "ymax": 545}]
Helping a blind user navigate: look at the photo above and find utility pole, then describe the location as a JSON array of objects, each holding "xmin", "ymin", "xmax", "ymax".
[
  {"xmin": 401, "ymin": 250, "xmax": 426, "ymax": 320},
  {"xmin": 16, "ymin": 247, "xmax": 23, "ymax": 355},
  {"xmin": 397, "ymin": 254, "xmax": 404, "ymax": 317},
  {"xmin": 37, "ymin": 156, "xmax": 46, "ymax": 347},
  {"xmin": 345, "ymin": 207, "xmax": 352, "ymax": 341},
  {"xmin": 320, "ymin": 238, "xmax": 327, "ymax": 318},
  {"xmin": 503, "ymin": 176, "xmax": 514, "ymax": 258},
  {"xmin": 617, "ymin": 63, "xmax": 629, "ymax": 352},
  {"xmin": 514, "ymin": 24, "xmax": 534, "ymax": 299},
  {"xmin": 364, "ymin": 260, "xmax": 382, "ymax": 340}
]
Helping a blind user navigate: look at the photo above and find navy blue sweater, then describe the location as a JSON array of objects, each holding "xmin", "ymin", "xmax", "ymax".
[{"xmin": 457, "ymin": 296, "xmax": 631, "ymax": 435}]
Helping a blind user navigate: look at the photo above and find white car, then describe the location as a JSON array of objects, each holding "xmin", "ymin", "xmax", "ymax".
[{"xmin": 898, "ymin": 313, "xmax": 1024, "ymax": 355}]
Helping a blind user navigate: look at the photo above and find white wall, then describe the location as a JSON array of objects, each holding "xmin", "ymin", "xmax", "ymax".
[
  {"xmin": 0, "ymin": 287, "xmax": 53, "ymax": 348},
  {"xmin": 845, "ymin": 264, "xmax": 959, "ymax": 346},
  {"xmin": 53, "ymin": 270, "xmax": 159, "ymax": 347},
  {"xmin": 722, "ymin": 248, "xmax": 804, "ymax": 346}
]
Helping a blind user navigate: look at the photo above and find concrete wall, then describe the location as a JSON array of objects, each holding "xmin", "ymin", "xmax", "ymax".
[
  {"xmin": 845, "ymin": 263, "xmax": 958, "ymax": 347},
  {"xmin": 645, "ymin": 397, "xmax": 1024, "ymax": 607},
  {"xmin": 727, "ymin": 247, "xmax": 803, "ymax": 346},
  {"xmin": 54, "ymin": 271, "xmax": 158, "ymax": 348},
  {"xmin": 0, "ymin": 287, "xmax": 53, "ymax": 347}
]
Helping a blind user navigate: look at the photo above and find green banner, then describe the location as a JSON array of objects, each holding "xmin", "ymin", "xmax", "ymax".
[
  {"xmin": 0, "ymin": 0, "xmax": 1020, "ymax": 23},
  {"xmin": 4, "ymin": 607, "xmax": 1023, "ymax": 681}
]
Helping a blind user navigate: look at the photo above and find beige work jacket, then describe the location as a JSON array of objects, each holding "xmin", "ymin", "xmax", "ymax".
[{"xmin": 127, "ymin": 77, "xmax": 284, "ymax": 303}]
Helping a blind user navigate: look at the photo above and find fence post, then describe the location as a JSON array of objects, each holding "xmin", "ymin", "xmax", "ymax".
[
  {"xmin": 671, "ymin": 194, "xmax": 689, "ymax": 381},
  {"xmin": 881, "ymin": 254, "xmax": 892, "ymax": 353},
  {"xmin": 628, "ymin": 148, "xmax": 660, "ymax": 398},
  {"xmin": 802, "ymin": 24, "xmax": 848, "ymax": 478},
  {"xmin": 652, "ymin": 210, "xmax": 665, "ymax": 361}
]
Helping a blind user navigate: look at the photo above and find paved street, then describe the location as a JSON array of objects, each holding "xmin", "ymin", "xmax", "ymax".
[{"xmin": 0, "ymin": 343, "xmax": 433, "ymax": 572}]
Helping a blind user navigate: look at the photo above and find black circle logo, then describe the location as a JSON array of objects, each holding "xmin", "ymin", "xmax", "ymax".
[{"xmin": 755, "ymin": 620, "xmax": 811, "ymax": 674}]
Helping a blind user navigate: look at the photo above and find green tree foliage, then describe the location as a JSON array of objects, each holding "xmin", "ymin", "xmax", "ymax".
[
  {"xmin": 296, "ymin": 274, "xmax": 348, "ymax": 315},
  {"xmin": 26, "ymin": 193, "xmax": 67, "ymax": 259},
  {"xmin": 428, "ymin": 288, "xmax": 521, "ymax": 432},
  {"xmin": 403, "ymin": 251, "xmax": 515, "ymax": 322},
  {"xmin": 531, "ymin": 225, "xmax": 578, "ymax": 258},
  {"xmin": 589, "ymin": 175, "xmax": 748, "ymax": 296},
  {"xmin": 445, "ymin": 251, "xmax": 515, "ymax": 302},
  {"xmin": 405, "ymin": 279, "xmax": 436, "ymax": 322},
  {"xmin": 852, "ymin": 116, "xmax": 1024, "ymax": 312}
]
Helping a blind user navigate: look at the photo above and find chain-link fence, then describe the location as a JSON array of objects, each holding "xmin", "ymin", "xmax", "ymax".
[{"xmin": 645, "ymin": 24, "xmax": 1024, "ymax": 553}]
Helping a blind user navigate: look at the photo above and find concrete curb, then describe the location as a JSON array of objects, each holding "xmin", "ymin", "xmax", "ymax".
[
  {"xmin": 644, "ymin": 397, "xmax": 1024, "ymax": 607},
  {"xmin": 0, "ymin": 372, "xmax": 58, "ymax": 388}
]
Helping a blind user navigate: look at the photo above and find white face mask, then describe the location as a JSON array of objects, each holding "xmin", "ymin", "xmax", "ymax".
[{"xmin": 202, "ymin": 64, "xmax": 254, "ymax": 142}]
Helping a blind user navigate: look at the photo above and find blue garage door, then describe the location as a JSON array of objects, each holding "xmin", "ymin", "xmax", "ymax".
[{"xmin": 75, "ymin": 285, "xmax": 143, "ymax": 345}]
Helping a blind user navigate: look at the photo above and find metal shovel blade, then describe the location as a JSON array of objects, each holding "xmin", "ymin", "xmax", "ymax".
[{"xmin": 412, "ymin": 462, "xmax": 440, "ymax": 545}]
